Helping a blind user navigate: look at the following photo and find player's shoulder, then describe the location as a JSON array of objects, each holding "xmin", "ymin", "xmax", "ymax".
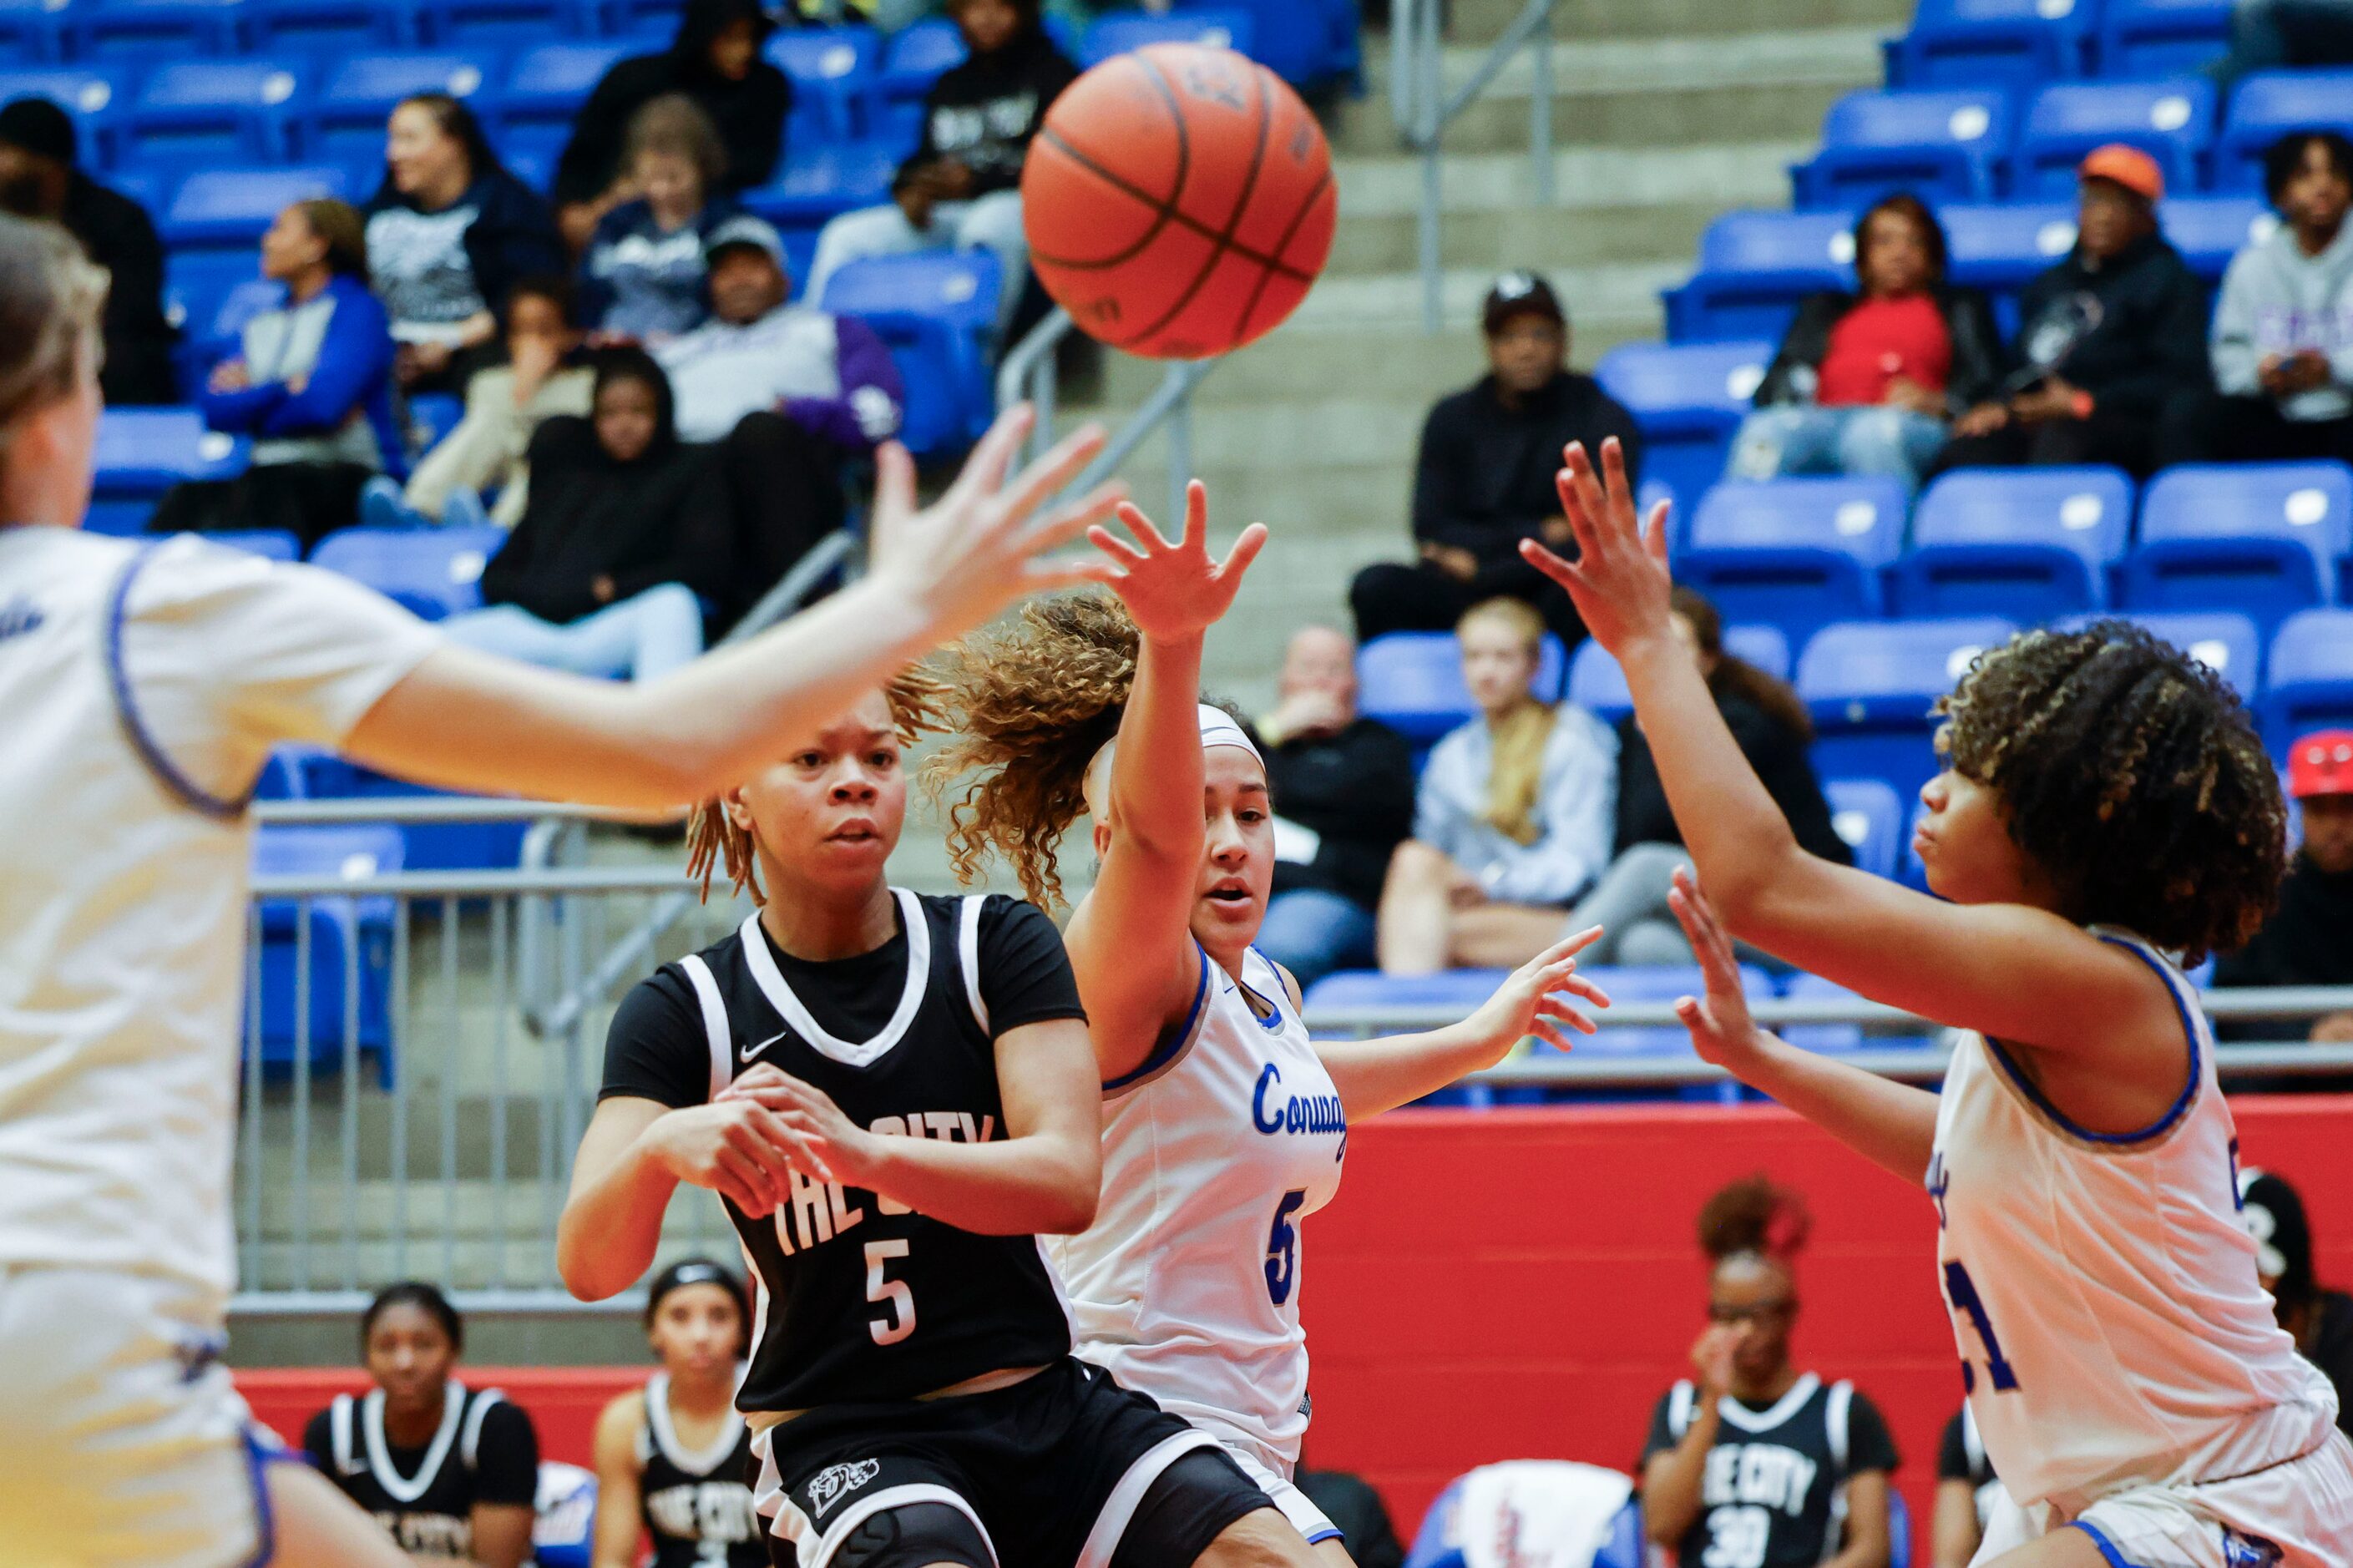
[{"xmin": 472, "ymin": 1388, "xmax": 536, "ymax": 1437}]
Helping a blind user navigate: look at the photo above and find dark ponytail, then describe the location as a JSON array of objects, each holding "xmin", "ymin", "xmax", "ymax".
[{"xmin": 1672, "ymin": 586, "xmax": 1813, "ymax": 742}]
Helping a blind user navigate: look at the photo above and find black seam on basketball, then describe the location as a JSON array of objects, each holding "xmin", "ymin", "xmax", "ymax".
[
  {"xmin": 1230, "ymin": 164, "xmax": 1332, "ymax": 346},
  {"xmin": 1025, "ymin": 58, "xmax": 1194, "ymax": 275},
  {"xmin": 1108, "ymin": 54, "xmax": 1276, "ymax": 351}
]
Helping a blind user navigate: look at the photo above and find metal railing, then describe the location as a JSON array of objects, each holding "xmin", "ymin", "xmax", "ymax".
[
  {"xmin": 1391, "ymin": 0, "xmax": 1561, "ymax": 331},
  {"xmin": 997, "ymin": 306, "xmax": 1222, "ymax": 525}
]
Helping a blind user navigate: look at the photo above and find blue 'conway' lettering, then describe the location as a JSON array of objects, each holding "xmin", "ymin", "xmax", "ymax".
[{"xmin": 1252, "ymin": 1063, "xmax": 1346, "ymax": 1137}]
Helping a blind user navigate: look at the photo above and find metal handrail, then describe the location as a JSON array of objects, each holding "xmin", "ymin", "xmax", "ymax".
[{"xmin": 996, "ymin": 307, "xmax": 1223, "ymax": 524}]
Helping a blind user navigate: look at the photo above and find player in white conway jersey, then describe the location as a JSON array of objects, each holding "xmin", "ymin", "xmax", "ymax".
[
  {"xmin": 927, "ymin": 486, "xmax": 1608, "ymax": 1563},
  {"xmin": 1521, "ymin": 436, "xmax": 2353, "ymax": 1568},
  {"xmin": 0, "ymin": 211, "xmax": 1130, "ymax": 1568}
]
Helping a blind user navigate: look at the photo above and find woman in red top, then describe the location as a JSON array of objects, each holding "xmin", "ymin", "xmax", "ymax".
[{"xmin": 1728, "ymin": 193, "xmax": 2006, "ymax": 493}]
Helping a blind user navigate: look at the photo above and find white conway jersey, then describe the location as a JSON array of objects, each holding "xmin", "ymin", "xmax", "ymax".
[
  {"xmin": 0, "ymin": 527, "xmax": 435, "ymax": 1302},
  {"xmin": 1049, "ymin": 944, "xmax": 1347, "ymax": 1474},
  {"xmin": 1927, "ymin": 929, "xmax": 2340, "ymax": 1512}
]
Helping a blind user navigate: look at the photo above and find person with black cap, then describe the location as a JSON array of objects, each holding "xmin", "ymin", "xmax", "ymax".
[
  {"xmin": 2239, "ymin": 1170, "xmax": 2353, "ymax": 1439},
  {"xmin": 0, "ymin": 95, "xmax": 178, "ymax": 406},
  {"xmin": 1349, "ymin": 271, "xmax": 1642, "ymax": 649}
]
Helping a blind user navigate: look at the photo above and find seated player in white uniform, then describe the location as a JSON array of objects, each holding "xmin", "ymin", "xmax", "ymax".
[
  {"xmin": 925, "ymin": 485, "xmax": 1608, "ymax": 1563},
  {"xmin": 0, "ymin": 208, "xmax": 1126, "ymax": 1568},
  {"xmin": 1521, "ymin": 436, "xmax": 2353, "ymax": 1568}
]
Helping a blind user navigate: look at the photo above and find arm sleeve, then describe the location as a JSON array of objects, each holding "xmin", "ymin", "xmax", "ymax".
[
  {"xmin": 472, "ymin": 1400, "xmax": 540, "ymax": 1507},
  {"xmin": 781, "ymin": 315, "xmax": 903, "ymax": 450},
  {"xmin": 598, "ymin": 969, "xmax": 716, "ymax": 1109},
  {"xmin": 2209, "ymin": 255, "xmax": 2262, "ymax": 397},
  {"xmin": 1844, "ymin": 1392, "xmax": 1900, "ymax": 1474},
  {"xmin": 1753, "ymin": 300, "xmax": 1825, "ymax": 407},
  {"xmin": 1409, "ymin": 399, "xmax": 1476, "ymax": 550},
  {"xmin": 2330, "ymin": 276, "xmax": 2353, "ymax": 388},
  {"xmin": 253, "ymin": 290, "xmax": 395, "ymax": 438},
  {"xmin": 1411, "ymin": 733, "xmax": 1469, "ymax": 856},
  {"xmin": 605, "ymin": 454, "xmax": 736, "ymax": 606},
  {"xmin": 975, "ymin": 896, "xmax": 1089, "ymax": 1036},
  {"xmin": 1639, "ymin": 1388, "xmax": 1683, "ymax": 1464},
  {"xmin": 301, "ymin": 1409, "xmax": 336, "ymax": 1474},
  {"xmin": 467, "ymin": 184, "xmax": 567, "ymax": 324},
  {"xmin": 731, "ymin": 68, "xmax": 790, "ymax": 190},
  {"xmin": 199, "ymin": 377, "xmax": 287, "ymax": 433},
  {"xmin": 553, "ymin": 63, "xmax": 637, "ymax": 206},
  {"xmin": 1936, "ymin": 1413, "xmax": 1970, "ymax": 1482},
  {"xmin": 1485, "ymin": 716, "xmax": 1617, "ymax": 906},
  {"xmin": 2092, "ymin": 268, "xmax": 2214, "ymax": 419}
]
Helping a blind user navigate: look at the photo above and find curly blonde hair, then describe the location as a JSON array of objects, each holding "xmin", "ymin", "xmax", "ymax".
[{"xmin": 683, "ymin": 670, "xmax": 951, "ymax": 905}]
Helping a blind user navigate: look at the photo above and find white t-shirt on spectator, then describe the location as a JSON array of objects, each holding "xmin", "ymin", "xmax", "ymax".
[{"xmin": 655, "ymin": 305, "xmax": 893, "ymax": 445}]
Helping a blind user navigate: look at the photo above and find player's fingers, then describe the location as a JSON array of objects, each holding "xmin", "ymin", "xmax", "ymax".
[
  {"xmin": 1560, "ymin": 443, "xmax": 1612, "ymax": 548},
  {"xmin": 867, "ymin": 441, "xmax": 916, "ymax": 540},
  {"xmin": 1599, "ymin": 436, "xmax": 1637, "ymax": 518},
  {"xmin": 1085, "ymin": 524, "xmax": 1147, "ymax": 568},
  {"xmin": 1020, "ymin": 481, "xmax": 1129, "ymax": 563},
  {"xmin": 954, "ymin": 403, "xmax": 1035, "ymax": 504},
  {"xmin": 1517, "ymin": 537, "xmax": 1578, "ymax": 589},
  {"xmin": 1539, "ymin": 1001, "xmax": 1599, "ymax": 1037},
  {"xmin": 1025, "ymin": 559, "xmax": 1121, "ymax": 593},
  {"xmin": 1181, "ymin": 478, "xmax": 1209, "ymax": 549},
  {"xmin": 1217, "ymin": 521, "xmax": 1269, "ymax": 581},
  {"xmin": 1644, "ymin": 498, "xmax": 1673, "ymax": 564},
  {"xmin": 993, "ymin": 421, "xmax": 1107, "ymax": 529},
  {"xmin": 1113, "ymin": 499, "xmax": 1176, "ymax": 555},
  {"xmin": 1536, "ymin": 925, "xmax": 1604, "ymax": 965},
  {"xmin": 712, "ymin": 1147, "xmax": 777, "ymax": 1215},
  {"xmin": 1530, "ymin": 1019, "xmax": 1581, "ymax": 1052},
  {"xmin": 1551, "ymin": 972, "xmax": 1612, "ymax": 1009}
]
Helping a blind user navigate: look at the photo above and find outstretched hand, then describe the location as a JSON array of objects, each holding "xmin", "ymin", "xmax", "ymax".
[
  {"xmin": 1088, "ymin": 479, "xmax": 1268, "ymax": 645},
  {"xmin": 1667, "ymin": 867, "xmax": 1774, "ymax": 1073},
  {"xmin": 1461, "ymin": 925, "xmax": 1612, "ymax": 1060},
  {"xmin": 1516, "ymin": 437, "xmax": 1676, "ymax": 658}
]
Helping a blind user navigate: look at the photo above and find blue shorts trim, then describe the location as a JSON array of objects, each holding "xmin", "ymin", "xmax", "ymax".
[
  {"xmin": 2071, "ymin": 1520, "xmax": 2139, "ymax": 1568},
  {"xmin": 1304, "ymin": 1528, "xmax": 1343, "ymax": 1546},
  {"xmin": 240, "ymin": 1425, "xmax": 286, "ymax": 1568}
]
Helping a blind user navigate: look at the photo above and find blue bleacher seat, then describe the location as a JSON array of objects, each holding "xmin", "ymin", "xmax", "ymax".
[
  {"xmin": 1824, "ymin": 776, "xmax": 1905, "ymax": 880},
  {"xmin": 0, "ymin": 0, "xmax": 67, "ymax": 63},
  {"xmin": 1174, "ymin": 0, "xmax": 1354, "ymax": 84},
  {"xmin": 1799, "ymin": 616, "xmax": 2020, "ymax": 794},
  {"xmin": 1566, "ymin": 964, "xmax": 1774, "ymax": 1104},
  {"xmin": 1662, "ymin": 210, "xmax": 1855, "ymax": 344},
  {"xmin": 2262, "ymin": 609, "xmax": 2353, "ymax": 752},
  {"xmin": 1940, "ymin": 200, "xmax": 2079, "ymax": 293},
  {"xmin": 1674, "ymin": 477, "xmax": 1908, "ymax": 645},
  {"xmin": 418, "ymin": 0, "xmax": 587, "ymax": 45},
  {"xmin": 1566, "ymin": 623, "xmax": 1789, "ymax": 723},
  {"xmin": 878, "ymin": 17, "xmax": 964, "ymax": 103},
  {"xmin": 311, "ymin": 525, "xmax": 502, "ymax": 620},
  {"xmin": 742, "ymin": 139, "xmax": 902, "ymax": 235},
  {"xmin": 767, "ymin": 26, "xmax": 881, "ymax": 141},
  {"xmin": 305, "ymin": 52, "xmax": 500, "ymax": 168},
  {"xmin": 599, "ymin": 0, "xmax": 682, "ymax": 39},
  {"xmin": 1083, "ymin": 7, "xmax": 1257, "ymax": 68},
  {"xmin": 203, "ymin": 529, "xmax": 302, "ymax": 561},
  {"xmin": 2097, "ymin": 0, "xmax": 2233, "ymax": 78},
  {"xmin": 2011, "ymin": 78, "xmax": 2214, "ymax": 201},
  {"xmin": 248, "ymin": 0, "xmax": 406, "ymax": 52},
  {"xmin": 2121, "ymin": 461, "xmax": 2350, "ymax": 634},
  {"xmin": 2214, "ymin": 70, "xmax": 2353, "ymax": 193},
  {"xmin": 162, "ymin": 164, "xmax": 352, "ymax": 250},
  {"xmin": 164, "ymin": 246, "xmax": 260, "ymax": 343},
  {"xmin": 1791, "ymin": 88, "xmax": 2010, "ymax": 210},
  {"xmin": 249, "ymin": 824, "xmax": 402, "ymax": 1085},
  {"xmin": 1592, "ymin": 338, "xmax": 1774, "ymax": 506},
  {"xmin": 63, "ymin": 0, "xmax": 244, "ymax": 63},
  {"xmin": 818, "ymin": 250, "xmax": 1001, "ymax": 456},
  {"xmin": 125, "ymin": 60, "xmax": 308, "ymax": 168},
  {"xmin": 498, "ymin": 40, "xmax": 628, "ymax": 161},
  {"xmin": 2158, "ymin": 194, "xmax": 2273, "ymax": 281},
  {"xmin": 2058, "ymin": 609, "xmax": 2264, "ymax": 693},
  {"xmin": 1892, "ymin": 465, "xmax": 2130, "ymax": 620},
  {"xmin": 93, "ymin": 405, "xmax": 247, "ymax": 496},
  {"xmin": 0, "ymin": 68, "xmax": 126, "ymax": 169},
  {"xmin": 1357, "ymin": 631, "xmax": 1569, "ymax": 746},
  {"xmin": 1886, "ymin": 0, "xmax": 2095, "ymax": 88}
]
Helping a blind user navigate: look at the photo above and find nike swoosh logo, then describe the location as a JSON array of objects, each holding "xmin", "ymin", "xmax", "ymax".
[{"xmin": 740, "ymin": 1029, "xmax": 789, "ymax": 1064}]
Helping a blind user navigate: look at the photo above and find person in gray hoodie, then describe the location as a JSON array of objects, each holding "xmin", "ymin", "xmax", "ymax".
[{"xmin": 2165, "ymin": 130, "xmax": 2353, "ymax": 464}]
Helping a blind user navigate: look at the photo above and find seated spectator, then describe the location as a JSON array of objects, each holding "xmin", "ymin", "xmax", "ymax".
[
  {"xmin": 804, "ymin": 0, "xmax": 1079, "ymax": 326},
  {"xmin": 1729, "ymin": 194, "xmax": 2004, "ymax": 494},
  {"xmin": 301, "ymin": 1283, "xmax": 539, "ymax": 1568},
  {"xmin": 656, "ymin": 215, "xmax": 903, "ymax": 628},
  {"xmin": 2163, "ymin": 132, "xmax": 2353, "ymax": 466},
  {"xmin": 366, "ymin": 94, "xmax": 565, "ymax": 397},
  {"xmin": 1569, "ymin": 588, "xmax": 1849, "ymax": 967},
  {"xmin": 2222, "ymin": 0, "xmax": 2353, "ymax": 80},
  {"xmin": 1377, "ymin": 597, "xmax": 1617, "ymax": 975},
  {"xmin": 367, "ymin": 275, "xmax": 596, "ymax": 530},
  {"xmin": 1935, "ymin": 146, "xmax": 2208, "ymax": 479},
  {"xmin": 149, "ymin": 200, "xmax": 397, "ymax": 549},
  {"xmin": 2238, "ymin": 1169, "xmax": 2353, "ymax": 1435},
  {"xmin": 1253, "ymin": 625, "xmax": 1418, "ymax": 988},
  {"xmin": 440, "ymin": 348, "xmax": 730, "ymax": 681},
  {"xmin": 0, "ymin": 96, "xmax": 177, "ymax": 405},
  {"xmin": 554, "ymin": 0, "xmax": 788, "ymax": 255},
  {"xmin": 1351, "ymin": 273, "xmax": 1642, "ymax": 649},
  {"xmin": 2214, "ymin": 729, "xmax": 2353, "ymax": 1042},
  {"xmin": 579, "ymin": 95, "xmax": 742, "ymax": 343},
  {"xmin": 1932, "ymin": 1405, "xmax": 1999, "ymax": 1568},
  {"xmin": 1642, "ymin": 1179, "xmax": 1898, "ymax": 1568}
]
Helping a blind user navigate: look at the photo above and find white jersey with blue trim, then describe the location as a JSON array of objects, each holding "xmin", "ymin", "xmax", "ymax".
[
  {"xmin": 1046, "ymin": 943, "xmax": 1347, "ymax": 1477},
  {"xmin": 1926, "ymin": 928, "xmax": 2339, "ymax": 1512}
]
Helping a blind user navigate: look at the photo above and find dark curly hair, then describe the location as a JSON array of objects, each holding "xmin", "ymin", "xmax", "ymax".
[
  {"xmin": 1933, "ymin": 621, "xmax": 2287, "ymax": 964},
  {"xmin": 1698, "ymin": 1176, "xmax": 1812, "ymax": 1266}
]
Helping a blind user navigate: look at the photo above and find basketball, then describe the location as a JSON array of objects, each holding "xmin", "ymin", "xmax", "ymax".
[{"xmin": 1020, "ymin": 43, "xmax": 1338, "ymax": 361}]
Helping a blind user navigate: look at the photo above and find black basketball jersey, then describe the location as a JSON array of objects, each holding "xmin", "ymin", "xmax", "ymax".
[
  {"xmin": 637, "ymin": 1373, "xmax": 765, "ymax": 1568},
  {"xmin": 1641, "ymin": 1373, "xmax": 1899, "ymax": 1568},
  {"xmin": 301, "ymin": 1383, "xmax": 540, "ymax": 1564},
  {"xmin": 600, "ymin": 890, "xmax": 1085, "ymax": 1414}
]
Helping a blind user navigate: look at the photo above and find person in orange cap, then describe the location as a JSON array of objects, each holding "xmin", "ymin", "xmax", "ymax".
[
  {"xmin": 1936, "ymin": 141, "xmax": 2209, "ymax": 477},
  {"xmin": 2216, "ymin": 728, "xmax": 2353, "ymax": 1042}
]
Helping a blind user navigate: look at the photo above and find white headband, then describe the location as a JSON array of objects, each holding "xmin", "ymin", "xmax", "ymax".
[{"xmin": 1084, "ymin": 705, "xmax": 1262, "ymax": 816}]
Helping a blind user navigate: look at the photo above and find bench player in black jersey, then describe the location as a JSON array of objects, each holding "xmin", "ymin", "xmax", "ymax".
[{"xmin": 558, "ymin": 671, "xmax": 1318, "ymax": 1568}]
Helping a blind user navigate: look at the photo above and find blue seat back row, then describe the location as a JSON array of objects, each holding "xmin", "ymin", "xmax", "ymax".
[{"xmin": 1888, "ymin": 0, "xmax": 2243, "ymax": 87}]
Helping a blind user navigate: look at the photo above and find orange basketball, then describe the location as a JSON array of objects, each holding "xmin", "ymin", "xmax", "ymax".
[{"xmin": 1020, "ymin": 43, "xmax": 1337, "ymax": 361}]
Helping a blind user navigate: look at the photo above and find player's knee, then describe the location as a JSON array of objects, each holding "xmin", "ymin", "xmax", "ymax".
[
  {"xmin": 1192, "ymin": 1506, "xmax": 1319, "ymax": 1568},
  {"xmin": 832, "ymin": 1502, "xmax": 993, "ymax": 1568}
]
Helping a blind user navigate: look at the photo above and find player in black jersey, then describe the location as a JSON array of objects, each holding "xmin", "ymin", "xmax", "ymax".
[
  {"xmin": 594, "ymin": 1259, "xmax": 766, "ymax": 1568},
  {"xmin": 1933, "ymin": 1404, "xmax": 1998, "ymax": 1568},
  {"xmin": 558, "ymin": 674, "xmax": 1322, "ymax": 1568}
]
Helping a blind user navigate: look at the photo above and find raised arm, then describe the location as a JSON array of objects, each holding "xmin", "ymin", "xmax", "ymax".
[{"xmin": 590, "ymin": 1393, "xmax": 647, "ymax": 1568}]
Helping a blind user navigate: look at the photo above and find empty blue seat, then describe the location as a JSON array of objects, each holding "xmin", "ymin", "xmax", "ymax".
[
  {"xmin": 0, "ymin": 68, "xmax": 127, "ymax": 169},
  {"xmin": 1939, "ymin": 200, "xmax": 2080, "ymax": 294},
  {"xmin": 1885, "ymin": 0, "xmax": 2095, "ymax": 88},
  {"xmin": 1357, "ymin": 631, "xmax": 1569, "ymax": 746},
  {"xmin": 2057, "ymin": 609, "xmax": 2264, "ymax": 694},
  {"xmin": 311, "ymin": 526, "xmax": 502, "ymax": 620},
  {"xmin": 878, "ymin": 17, "xmax": 964, "ymax": 103},
  {"xmin": 126, "ymin": 60, "xmax": 308, "ymax": 167},
  {"xmin": 819, "ymin": 250, "xmax": 1000, "ymax": 455},
  {"xmin": 306, "ymin": 53, "xmax": 500, "ymax": 167},
  {"xmin": 1174, "ymin": 0, "xmax": 1354, "ymax": 83},
  {"xmin": 767, "ymin": 26, "xmax": 882, "ymax": 141},
  {"xmin": 1799, "ymin": 616, "xmax": 2020, "ymax": 794},
  {"xmin": 249, "ymin": 824, "xmax": 402, "ymax": 1085},
  {"xmin": 1662, "ymin": 210, "xmax": 1856, "ymax": 344},
  {"xmin": 743, "ymin": 139, "xmax": 902, "ymax": 233},
  {"xmin": 164, "ymin": 246, "xmax": 261, "ymax": 342},
  {"xmin": 599, "ymin": 0, "xmax": 683, "ymax": 39},
  {"xmin": 93, "ymin": 406, "xmax": 247, "ymax": 496},
  {"xmin": 248, "ymin": 0, "xmax": 407, "ymax": 52},
  {"xmin": 2122, "ymin": 461, "xmax": 2350, "ymax": 634},
  {"xmin": 498, "ymin": 41, "xmax": 630, "ymax": 156},
  {"xmin": 1591, "ymin": 338, "xmax": 1774, "ymax": 505},
  {"xmin": 1675, "ymin": 478, "xmax": 1909, "ymax": 645},
  {"xmin": 2262, "ymin": 609, "xmax": 2353, "ymax": 752},
  {"xmin": 1566, "ymin": 623, "xmax": 1789, "ymax": 723},
  {"xmin": 200, "ymin": 529, "xmax": 303, "ymax": 561},
  {"xmin": 1792, "ymin": 89, "xmax": 2010, "ymax": 210},
  {"xmin": 0, "ymin": 0, "xmax": 67, "ymax": 62},
  {"xmin": 63, "ymin": 0, "xmax": 243, "ymax": 63},
  {"xmin": 2097, "ymin": 0, "xmax": 2233, "ymax": 78},
  {"xmin": 163, "ymin": 164, "xmax": 351, "ymax": 250},
  {"xmin": 417, "ymin": 0, "xmax": 588, "ymax": 44},
  {"xmin": 1083, "ymin": 7, "xmax": 1257, "ymax": 67},
  {"xmin": 2158, "ymin": 194, "xmax": 2273, "ymax": 281},
  {"xmin": 2214, "ymin": 70, "xmax": 2353, "ymax": 193},
  {"xmin": 1824, "ymin": 776, "xmax": 1905, "ymax": 880},
  {"xmin": 1892, "ymin": 465, "xmax": 2131, "ymax": 619},
  {"xmin": 2012, "ymin": 78, "xmax": 2213, "ymax": 200}
]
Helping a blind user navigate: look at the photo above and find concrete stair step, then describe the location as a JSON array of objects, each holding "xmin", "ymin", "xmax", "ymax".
[{"xmin": 1442, "ymin": 0, "xmax": 1906, "ymax": 44}]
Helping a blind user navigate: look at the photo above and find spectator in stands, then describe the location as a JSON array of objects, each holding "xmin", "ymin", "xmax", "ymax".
[
  {"xmin": 1729, "ymin": 194, "xmax": 2005, "ymax": 494},
  {"xmin": 367, "ymin": 275, "xmax": 596, "ymax": 530},
  {"xmin": 2163, "ymin": 132, "xmax": 2353, "ymax": 466},
  {"xmin": 301, "ymin": 1283, "xmax": 540, "ymax": 1568},
  {"xmin": 579, "ymin": 95, "xmax": 742, "ymax": 343},
  {"xmin": 0, "ymin": 96, "xmax": 177, "ymax": 406},
  {"xmin": 1569, "ymin": 588, "xmax": 1849, "ymax": 967},
  {"xmin": 439, "ymin": 348, "xmax": 730, "ymax": 681},
  {"xmin": 1931, "ymin": 1405, "xmax": 1999, "ymax": 1568},
  {"xmin": 2214, "ymin": 729, "xmax": 2353, "ymax": 1041},
  {"xmin": 554, "ymin": 0, "xmax": 789, "ymax": 255},
  {"xmin": 656, "ymin": 215, "xmax": 903, "ymax": 629},
  {"xmin": 1350, "ymin": 273, "xmax": 1642, "ymax": 649},
  {"xmin": 149, "ymin": 199, "xmax": 398, "ymax": 548},
  {"xmin": 2239, "ymin": 1169, "xmax": 2353, "ymax": 1437},
  {"xmin": 1935, "ymin": 146, "xmax": 2209, "ymax": 479},
  {"xmin": 803, "ymin": 0, "xmax": 1079, "ymax": 326},
  {"xmin": 2222, "ymin": 0, "xmax": 2353, "ymax": 79},
  {"xmin": 1377, "ymin": 597, "xmax": 1617, "ymax": 975},
  {"xmin": 1252, "ymin": 625, "xmax": 1418, "ymax": 988},
  {"xmin": 1642, "ymin": 1179, "xmax": 1898, "ymax": 1568},
  {"xmin": 366, "ymin": 94, "xmax": 566, "ymax": 397}
]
